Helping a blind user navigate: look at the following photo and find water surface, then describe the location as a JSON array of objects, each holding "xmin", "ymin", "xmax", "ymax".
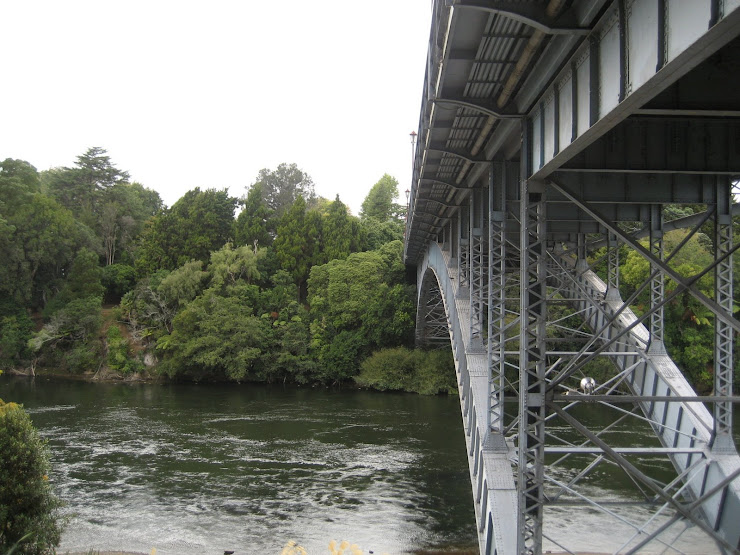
[
  {"xmin": 1, "ymin": 378, "xmax": 476, "ymax": 554},
  {"xmin": 2, "ymin": 377, "xmax": 738, "ymax": 554}
]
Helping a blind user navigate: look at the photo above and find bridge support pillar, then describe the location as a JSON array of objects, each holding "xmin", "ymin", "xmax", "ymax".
[
  {"xmin": 575, "ymin": 233, "xmax": 588, "ymax": 274},
  {"xmin": 458, "ymin": 203, "xmax": 470, "ymax": 297},
  {"xmin": 488, "ymin": 162, "xmax": 506, "ymax": 435},
  {"xmin": 647, "ymin": 204, "xmax": 666, "ymax": 355},
  {"xmin": 470, "ymin": 187, "xmax": 488, "ymax": 353},
  {"xmin": 517, "ymin": 178, "xmax": 547, "ymax": 555},
  {"xmin": 605, "ymin": 232, "xmax": 621, "ymax": 302},
  {"xmin": 713, "ymin": 178, "xmax": 734, "ymax": 452}
]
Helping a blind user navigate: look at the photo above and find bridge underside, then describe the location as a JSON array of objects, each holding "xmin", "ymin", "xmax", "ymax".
[{"xmin": 405, "ymin": 1, "xmax": 740, "ymax": 553}]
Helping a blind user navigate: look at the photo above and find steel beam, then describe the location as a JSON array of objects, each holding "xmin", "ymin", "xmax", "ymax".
[
  {"xmin": 713, "ymin": 179, "xmax": 734, "ymax": 452},
  {"xmin": 517, "ymin": 178, "xmax": 547, "ymax": 554},
  {"xmin": 488, "ymin": 162, "xmax": 506, "ymax": 434},
  {"xmin": 528, "ymin": 0, "xmax": 740, "ymax": 180},
  {"xmin": 647, "ymin": 204, "xmax": 666, "ymax": 355}
]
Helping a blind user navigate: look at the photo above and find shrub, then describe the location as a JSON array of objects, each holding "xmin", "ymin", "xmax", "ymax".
[
  {"xmin": 356, "ymin": 347, "xmax": 457, "ymax": 395},
  {"xmin": 106, "ymin": 326, "xmax": 144, "ymax": 375},
  {"xmin": 0, "ymin": 399, "xmax": 65, "ymax": 554}
]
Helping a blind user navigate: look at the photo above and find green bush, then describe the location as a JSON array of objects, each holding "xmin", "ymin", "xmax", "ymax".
[
  {"xmin": 0, "ymin": 399, "xmax": 65, "ymax": 554},
  {"xmin": 106, "ymin": 326, "xmax": 144, "ymax": 375},
  {"xmin": 413, "ymin": 349, "xmax": 457, "ymax": 395},
  {"xmin": 356, "ymin": 347, "xmax": 457, "ymax": 395},
  {"xmin": 101, "ymin": 263, "xmax": 137, "ymax": 303},
  {"xmin": 62, "ymin": 340, "xmax": 102, "ymax": 375}
]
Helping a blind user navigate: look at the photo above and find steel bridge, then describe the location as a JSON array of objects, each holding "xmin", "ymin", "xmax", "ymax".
[{"xmin": 404, "ymin": 1, "xmax": 740, "ymax": 553}]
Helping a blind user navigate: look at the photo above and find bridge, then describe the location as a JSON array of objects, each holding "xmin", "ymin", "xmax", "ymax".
[{"xmin": 404, "ymin": 1, "xmax": 740, "ymax": 553}]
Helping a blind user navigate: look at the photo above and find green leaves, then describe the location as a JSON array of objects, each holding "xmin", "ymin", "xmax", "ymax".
[
  {"xmin": 234, "ymin": 182, "xmax": 274, "ymax": 248},
  {"xmin": 360, "ymin": 174, "xmax": 399, "ymax": 221},
  {"xmin": 0, "ymin": 400, "xmax": 65, "ymax": 554},
  {"xmin": 135, "ymin": 187, "xmax": 237, "ymax": 273},
  {"xmin": 355, "ymin": 347, "xmax": 456, "ymax": 395},
  {"xmin": 307, "ymin": 241, "xmax": 415, "ymax": 381},
  {"xmin": 252, "ymin": 163, "xmax": 316, "ymax": 218},
  {"xmin": 157, "ymin": 293, "xmax": 265, "ymax": 381}
]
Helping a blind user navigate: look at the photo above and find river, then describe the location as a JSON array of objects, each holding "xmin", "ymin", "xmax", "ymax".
[{"xmin": 1, "ymin": 376, "xmax": 739, "ymax": 554}]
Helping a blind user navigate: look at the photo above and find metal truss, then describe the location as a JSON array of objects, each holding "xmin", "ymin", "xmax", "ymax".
[
  {"xmin": 407, "ymin": 0, "xmax": 740, "ymax": 551},
  {"xmin": 488, "ymin": 163, "xmax": 507, "ymax": 434},
  {"xmin": 459, "ymin": 205, "xmax": 471, "ymax": 293},
  {"xmin": 415, "ymin": 273, "xmax": 451, "ymax": 347},
  {"xmin": 416, "ymin": 211, "xmax": 740, "ymax": 553},
  {"xmin": 713, "ymin": 180, "xmax": 734, "ymax": 452},
  {"xmin": 517, "ymin": 179, "xmax": 548, "ymax": 555},
  {"xmin": 470, "ymin": 187, "xmax": 489, "ymax": 352},
  {"xmin": 648, "ymin": 204, "xmax": 666, "ymax": 355}
]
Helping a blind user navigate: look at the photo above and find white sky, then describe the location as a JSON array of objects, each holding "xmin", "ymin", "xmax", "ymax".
[{"xmin": 1, "ymin": 1, "xmax": 432, "ymax": 215}]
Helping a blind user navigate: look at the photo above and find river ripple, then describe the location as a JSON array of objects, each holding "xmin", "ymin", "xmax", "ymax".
[
  {"xmin": 1, "ymin": 378, "xmax": 476, "ymax": 554},
  {"xmin": 2, "ymin": 377, "xmax": 739, "ymax": 554}
]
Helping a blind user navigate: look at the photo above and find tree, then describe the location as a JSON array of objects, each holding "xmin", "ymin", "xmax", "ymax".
[
  {"xmin": 157, "ymin": 260, "xmax": 208, "ymax": 307},
  {"xmin": 234, "ymin": 182, "xmax": 274, "ymax": 249},
  {"xmin": 134, "ymin": 187, "xmax": 237, "ymax": 273},
  {"xmin": 168, "ymin": 187, "xmax": 237, "ymax": 266},
  {"xmin": 0, "ymin": 299, "xmax": 34, "ymax": 367},
  {"xmin": 61, "ymin": 248, "xmax": 104, "ymax": 300},
  {"xmin": 252, "ymin": 163, "xmax": 316, "ymax": 218},
  {"xmin": 208, "ymin": 243, "xmax": 264, "ymax": 291},
  {"xmin": 98, "ymin": 182, "xmax": 162, "ymax": 265},
  {"xmin": 0, "ymin": 400, "xmax": 65, "ymax": 554},
  {"xmin": 43, "ymin": 147, "xmax": 130, "ymax": 227},
  {"xmin": 0, "ymin": 159, "xmax": 40, "ymax": 213},
  {"xmin": 156, "ymin": 292, "xmax": 266, "ymax": 381},
  {"xmin": 307, "ymin": 240, "xmax": 415, "ymax": 382},
  {"xmin": 360, "ymin": 174, "xmax": 400, "ymax": 221},
  {"xmin": 360, "ymin": 217, "xmax": 403, "ymax": 251},
  {"xmin": 101, "ymin": 263, "xmax": 137, "ymax": 303},
  {"xmin": 322, "ymin": 195, "xmax": 361, "ymax": 262},
  {"xmin": 29, "ymin": 296, "xmax": 103, "ymax": 354},
  {"xmin": 120, "ymin": 271, "xmax": 177, "ymax": 337},
  {"xmin": 74, "ymin": 146, "xmax": 130, "ymax": 194},
  {"xmin": 0, "ymin": 194, "xmax": 94, "ymax": 307},
  {"xmin": 273, "ymin": 196, "xmax": 311, "ymax": 296}
]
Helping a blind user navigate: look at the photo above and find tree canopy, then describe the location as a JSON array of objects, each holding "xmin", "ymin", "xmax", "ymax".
[
  {"xmin": 360, "ymin": 174, "xmax": 400, "ymax": 221},
  {"xmin": 250, "ymin": 163, "xmax": 316, "ymax": 218},
  {"xmin": 2, "ymin": 151, "xmax": 453, "ymax": 393}
]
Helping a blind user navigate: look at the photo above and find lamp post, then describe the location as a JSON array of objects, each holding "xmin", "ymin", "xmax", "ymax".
[{"xmin": 409, "ymin": 131, "xmax": 417, "ymax": 167}]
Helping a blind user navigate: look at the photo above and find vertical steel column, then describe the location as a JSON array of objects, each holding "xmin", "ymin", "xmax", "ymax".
[
  {"xmin": 605, "ymin": 232, "xmax": 621, "ymax": 302},
  {"xmin": 471, "ymin": 187, "xmax": 488, "ymax": 352},
  {"xmin": 575, "ymin": 233, "xmax": 588, "ymax": 273},
  {"xmin": 648, "ymin": 205, "xmax": 665, "ymax": 354},
  {"xmin": 517, "ymin": 178, "xmax": 547, "ymax": 555},
  {"xmin": 459, "ymin": 200, "xmax": 470, "ymax": 293},
  {"xmin": 713, "ymin": 179, "xmax": 734, "ymax": 451},
  {"xmin": 488, "ymin": 162, "xmax": 506, "ymax": 434}
]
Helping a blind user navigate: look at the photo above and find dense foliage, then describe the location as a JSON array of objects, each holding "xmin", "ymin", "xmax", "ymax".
[
  {"xmin": 355, "ymin": 347, "xmax": 457, "ymax": 395},
  {"xmin": 0, "ymin": 399, "xmax": 65, "ymax": 554},
  {"xmin": 1, "ymin": 153, "xmax": 452, "ymax": 393}
]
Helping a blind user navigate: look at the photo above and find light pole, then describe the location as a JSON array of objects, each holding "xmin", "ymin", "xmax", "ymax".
[{"xmin": 409, "ymin": 131, "xmax": 417, "ymax": 167}]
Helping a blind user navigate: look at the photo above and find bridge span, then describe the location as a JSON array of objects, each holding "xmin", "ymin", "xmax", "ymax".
[{"xmin": 404, "ymin": 1, "xmax": 740, "ymax": 553}]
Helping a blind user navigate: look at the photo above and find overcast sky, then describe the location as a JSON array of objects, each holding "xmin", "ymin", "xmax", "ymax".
[{"xmin": 2, "ymin": 1, "xmax": 432, "ymax": 214}]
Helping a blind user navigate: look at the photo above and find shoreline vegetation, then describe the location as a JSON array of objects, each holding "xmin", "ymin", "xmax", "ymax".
[{"xmin": 1, "ymin": 152, "xmax": 457, "ymax": 397}]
